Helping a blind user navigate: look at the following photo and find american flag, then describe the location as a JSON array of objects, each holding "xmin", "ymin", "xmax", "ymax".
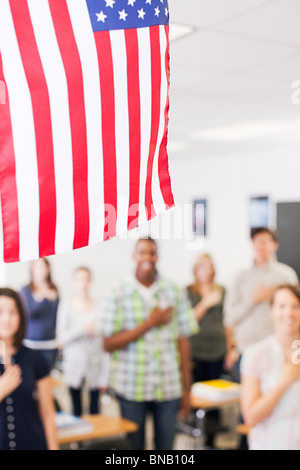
[{"xmin": 0, "ymin": 0, "xmax": 174, "ymax": 263}]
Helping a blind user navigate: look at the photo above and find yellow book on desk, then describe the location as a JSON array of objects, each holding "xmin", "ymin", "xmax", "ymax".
[{"xmin": 191, "ymin": 379, "xmax": 240, "ymax": 402}]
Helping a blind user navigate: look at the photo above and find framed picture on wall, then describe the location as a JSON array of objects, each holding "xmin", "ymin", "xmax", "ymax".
[
  {"xmin": 249, "ymin": 196, "xmax": 270, "ymax": 235},
  {"xmin": 192, "ymin": 199, "xmax": 207, "ymax": 236}
]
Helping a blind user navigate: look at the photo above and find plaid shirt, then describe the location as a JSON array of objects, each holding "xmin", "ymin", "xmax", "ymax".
[{"xmin": 103, "ymin": 277, "xmax": 198, "ymax": 402}]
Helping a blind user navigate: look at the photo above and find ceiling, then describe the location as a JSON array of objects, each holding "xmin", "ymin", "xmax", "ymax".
[{"xmin": 168, "ymin": 0, "xmax": 300, "ymax": 158}]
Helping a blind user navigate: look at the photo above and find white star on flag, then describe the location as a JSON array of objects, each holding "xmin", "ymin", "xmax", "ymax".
[
  {"xmin": 119, "ymin": 9, "xmax": 128, "ymax": 21},
  {"xmin": 105, "ymin": 0, "xmax": 115, "ymax": 8},
  {"xmin": 0, "ymin": 0, "xmax": 174, "ymax": 264},
  {"xmin": 128, "ymin": 0, "xmax": 136, "ymax": 6},
  {"xmin": 138, "ymin": 8, "xmax": 146, "ymax": 19},
  {"xmin": 165, "ymin": 7, "xmax": 168, "ymax": 16},
  {"xmin": 96, "ymin": 11, "xmax": 107, "ymax": 23}
]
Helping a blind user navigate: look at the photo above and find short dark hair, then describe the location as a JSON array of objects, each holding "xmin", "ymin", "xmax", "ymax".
[
  {"xmin": 250, "ymin": 227, "xmax": 278, "ymax": 242},
  {"xmin": 0, "ymin": 288, "xmax": 26, "ymax": 349},
  {"xmin": 135, "ymin": 237, "xmax": 157, "ymax": 248},
  {"xmin": 271, "ymin": 284, "xmax": 300, "ymax": 305}
]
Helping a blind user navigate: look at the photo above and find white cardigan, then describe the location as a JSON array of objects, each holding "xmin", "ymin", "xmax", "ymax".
[{"xmin": 56, "ymin": 301, "xmax": 110, "ymax": 389}]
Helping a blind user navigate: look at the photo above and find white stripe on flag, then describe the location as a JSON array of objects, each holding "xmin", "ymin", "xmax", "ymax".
[
  {"xmin": 151, "ymin": 25, "xmax": 168, "ymax": 215},
  {"xmin": 27, "ymin": 0, "xmax": 75, "ymax": 255},
  {"xmin": 137, "ymin": 27, "xmax": 152, "ymax": 225},
  {"xmin": 0, "ymin": 0, "xmax": 39, "ymax": 261},
  {"xmin": 110, "ymin": 29, "xmax": 130, "ymax": 237},
  {"xmin": 66, "ymin": 0, "xmax": 105, "ymax": 246}
]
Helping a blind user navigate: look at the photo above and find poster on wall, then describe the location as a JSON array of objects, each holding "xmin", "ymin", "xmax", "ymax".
[
  {"xmin": 192, "ymin": 199, "xmax": 207, "ymax": 236},
  {"xmin": 249, "ymin": 196, "xmax": 270, "ymax": 235}
]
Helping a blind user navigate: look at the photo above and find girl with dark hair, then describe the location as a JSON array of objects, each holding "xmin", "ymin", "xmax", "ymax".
[
  {"xmin": 241, "ymin": 284, "xmax": 300, "ymax": 450},
  {"xmin": 20, "ymin": 258, "xmax": 59, "ymax": 369},
  {"xmin": 0, "ymin": 288, "xmax": 58, "ymax": 450}
]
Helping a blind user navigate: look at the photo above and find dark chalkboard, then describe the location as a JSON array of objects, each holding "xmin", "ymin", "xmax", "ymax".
[{"xmin": 277, "ymin": 202, "xmax": 300, "ymax": 280}]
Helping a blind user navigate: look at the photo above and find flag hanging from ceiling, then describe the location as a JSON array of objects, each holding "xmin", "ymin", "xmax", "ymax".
[{"xmin": 0, "ymin": 0, "xmax": 174, "ymax": 263}]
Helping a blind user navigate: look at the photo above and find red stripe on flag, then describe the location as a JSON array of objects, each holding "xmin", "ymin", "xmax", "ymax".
[
  {"xmin": 49, "ymin": 0, "xmax": 90, "ymax": 250},
  {"xmin": 0, "ymin": 54, "xmax": 20, "ymax": 262},
  {"xmin": 93, "ymin": 30, "xmax": 117, "ymax": 240},
  {"xmin": 125, "ymin": 29, "xmax": 141, "ymax": 230},
  {"xmin": 158, "ymin": 25, "xmax": 174, "ymax": 209},
  {"xmin": 145, "ymin": 25, "xmax": 161, "ymax": 221},
  {"xmin": 9, "ymin": 0, "xmax": 57, "ymax": 258}
]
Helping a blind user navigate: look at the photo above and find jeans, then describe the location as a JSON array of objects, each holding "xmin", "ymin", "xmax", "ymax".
[
  {"xmin": 233, "ymin": 354, "xmax": 242, "ymax": 384},
  {"xmin": 117, "ymin": 395, "xmax": 180, "ymax": 450},
  {"xmin": 70, "ymin": 388, "xmax": 100, "ymax": 416}
]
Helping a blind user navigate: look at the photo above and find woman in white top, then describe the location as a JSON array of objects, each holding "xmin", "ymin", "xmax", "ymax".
[
  {"xmin": 56, "ymin": 267, "xmax": 109, "ymax": 416},
  {"xmin": 241, "ymin": 284, "xmax": 300, "ymax": 450}
]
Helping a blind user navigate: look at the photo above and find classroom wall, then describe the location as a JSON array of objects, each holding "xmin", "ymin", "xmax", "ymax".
[{"xmin": 3, "ymin": 141, "xmax": 300, "ymax": 303}]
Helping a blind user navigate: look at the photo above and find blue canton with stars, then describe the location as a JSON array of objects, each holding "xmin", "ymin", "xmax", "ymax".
[{"xmin": 86, "ymin": 0, "xmax": 169, "ymax": 32}]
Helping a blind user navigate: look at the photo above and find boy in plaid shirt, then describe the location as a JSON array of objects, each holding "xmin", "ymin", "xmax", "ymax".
[{"xmin": 103, "ymin": 237, "xmax": 198, "ymax": 450}]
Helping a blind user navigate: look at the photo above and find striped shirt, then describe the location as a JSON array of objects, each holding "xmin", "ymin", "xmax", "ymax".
[
  {"xmin": 241, "ymin": 335, "xmax": 300, "ymax": 450},
  {"xmin": 102, "ymin": 277, "xmax": 199, "ymax": 402},
  {"xmin": 0, "ymin": 0, "xmax": 173, "ymax": 263}
]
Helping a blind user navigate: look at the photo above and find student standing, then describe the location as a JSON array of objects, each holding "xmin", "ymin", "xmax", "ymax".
[
  {"xmin": 0, "ymin": 288, "xmax": 58, "ymax": 450},
  {"xmin": 241, "ymin": 285, "xmax": 300, "ymax": 450},
  {"xmin": 56, "ymin": 267, "xmax": 109, "ymax": 416},
  {"xmin": 187, "ymin": 253, "xmax": 227, "ymax": 383},
  {"xmin": 102, "ymin": 238, "xmax": 198, "ymax": 451},
  {"xmin": 186, "ymin": 253, "xmax": 228, "ymax": 447},
  {"xmin": 224, "ymin": 227, "xmax": 298, "ymax": 381},
  {"xmin": 20, "ymin": 258, "xmax": 59, "ymax": 370}
]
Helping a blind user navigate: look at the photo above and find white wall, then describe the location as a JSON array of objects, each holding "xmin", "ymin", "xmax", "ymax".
[
  {"xmin": 167, "ymin": 142, "xmax": 300, "ymax": 288},
  {"xmin": 4, "ymin": 141, "xmax": 300, "ymax": 302}
]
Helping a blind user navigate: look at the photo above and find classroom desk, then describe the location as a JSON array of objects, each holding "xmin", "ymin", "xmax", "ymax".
[
  {"xmin": 190, "ymin": 394, "xmax": 241, "ymax": 410},
  {"xmin": 185, "ymin": 385, "xmax": 241, "ymax": 449},
  {"xmin": 51, "ymin": 375, "xmax": 138, "ymax": 448},
  {"xmin": 57, "ymin": 414, "xmax": 138, "ymax": 446}
]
